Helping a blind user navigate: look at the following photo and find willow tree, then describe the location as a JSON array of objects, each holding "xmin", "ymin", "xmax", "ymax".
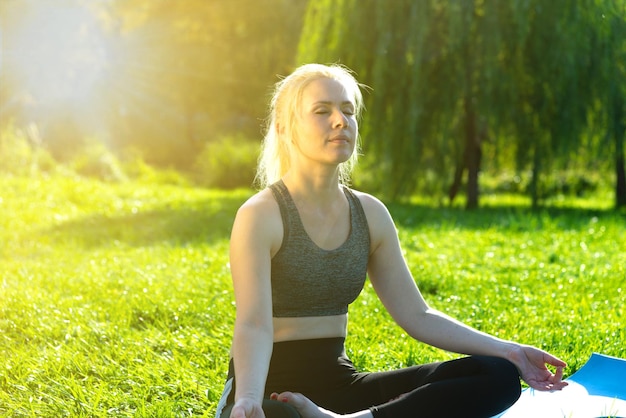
[
  {"xmin": 297, "ymin": 0, "xmax": 614, "ymax": 208},
  {"xmin": 298, "ymin": 0, "xmax": 510, "ymax": 205},
  {"xmin": 503, "ymin": 0, "xmax": 608, "ymax": 208},
  {"xmin": 591, "ymin": 1, "xmax": 626, "ymax": 209}
]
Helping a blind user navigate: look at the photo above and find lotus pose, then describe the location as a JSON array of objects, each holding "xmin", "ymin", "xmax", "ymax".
[{"xmin": 215, "ymin": 63, "xmax": 567, "ymax": 418}]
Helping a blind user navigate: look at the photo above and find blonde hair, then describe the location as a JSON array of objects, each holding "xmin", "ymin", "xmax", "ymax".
[{"xmin": 255, "ymin": 63, "xmax": 365, "ymax": 189}]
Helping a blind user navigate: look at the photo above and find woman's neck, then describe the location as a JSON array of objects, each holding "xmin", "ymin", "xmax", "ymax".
[{"xmin": 282, "ymin": 170, "xmax": 343, "ymax": 207}]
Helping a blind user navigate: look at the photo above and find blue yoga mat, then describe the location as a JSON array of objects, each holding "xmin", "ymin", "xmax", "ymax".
[{"xmin": 493, "ymin": 353, "xmax": 626, "ymax": 418}]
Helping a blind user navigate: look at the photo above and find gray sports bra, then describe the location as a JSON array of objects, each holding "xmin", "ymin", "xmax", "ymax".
[{"xmin": 269, "ymin": 180, "xmax": 370, "ymax": 317}]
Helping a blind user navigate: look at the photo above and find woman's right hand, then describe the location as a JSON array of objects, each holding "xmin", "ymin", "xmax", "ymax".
[{"xmin": 230, "ymin": 398, "xmax": 265, "ymax": 418}]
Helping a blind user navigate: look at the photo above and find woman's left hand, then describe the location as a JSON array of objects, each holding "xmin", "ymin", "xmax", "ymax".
[{"xmin": 507, "ymin": 344, "xmax": 568, "ymax": 391}]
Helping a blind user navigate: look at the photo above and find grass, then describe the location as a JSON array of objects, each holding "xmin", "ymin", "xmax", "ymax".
[{"xmin": 1, "ymin": 174, "xmax": 624, "ymax": 417}]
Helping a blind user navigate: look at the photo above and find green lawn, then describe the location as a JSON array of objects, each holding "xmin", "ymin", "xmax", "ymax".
[{"xmin": 1, "ymin": 175, "xmax": 624, "ymax": 417}]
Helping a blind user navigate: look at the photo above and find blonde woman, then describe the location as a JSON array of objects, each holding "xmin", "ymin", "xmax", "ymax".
[{"xmin": 215, "ymin": 63, "xmax": 567, "ymax": 418}]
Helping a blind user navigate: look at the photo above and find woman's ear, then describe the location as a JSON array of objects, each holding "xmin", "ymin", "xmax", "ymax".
[{"xmin": 277, "ymin": 123, "xmax": 295, "ymax": 145}]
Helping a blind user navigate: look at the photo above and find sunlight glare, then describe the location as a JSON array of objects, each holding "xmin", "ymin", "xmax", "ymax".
[{"xmin": 8, "ymin": 2, "xmax": 108, "ymax": 104}]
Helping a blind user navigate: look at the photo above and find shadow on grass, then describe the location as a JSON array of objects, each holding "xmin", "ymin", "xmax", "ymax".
[
  {"xmin": 42, "ymin": 196, "xmax": 246, "ymax": 248},
  {"xmin": 387, "ymin": 202, "xmax": 625, "ymax": 231},
  {"xmin": 42, "ymin": 193, "xmax": 624, "ymax": 249}
]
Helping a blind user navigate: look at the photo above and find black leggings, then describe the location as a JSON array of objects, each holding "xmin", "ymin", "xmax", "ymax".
[{"xmin": 216, "ymin": 338, "xmax": 521, "ymax": 418}]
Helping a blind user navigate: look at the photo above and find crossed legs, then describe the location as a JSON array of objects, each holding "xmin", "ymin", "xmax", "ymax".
[{"xmin": 267, "ymin": 356, "xmax": 521, "ymax": 418}]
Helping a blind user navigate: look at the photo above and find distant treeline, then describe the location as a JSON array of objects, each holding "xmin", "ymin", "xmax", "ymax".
[{"xmin": 0, "ymin": 0, "xmax": 624, "ymax": 208}]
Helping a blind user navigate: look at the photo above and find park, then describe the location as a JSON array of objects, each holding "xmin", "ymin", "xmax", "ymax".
[{"xmin": 1, "ymin": 1, "xmax": 625, "ymax": 417}]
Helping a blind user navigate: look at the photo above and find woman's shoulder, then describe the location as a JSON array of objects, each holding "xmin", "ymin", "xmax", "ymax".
[
  {"xmin": 232, "ymin": 188, "xmax": 283, "ymax": 251},
  {"xmin": 236, "ymin": 188, "xmax": 280, "ymax": 219},
  {"xmin": 349, "ymin": 189, "xmax": 399, "ymax": 252},
  {"xmin": 349, "ymin": 188, "xmax": 396, "ymax": 235},
  {"xmin": 349, "ymin": 188, "xmax": 389, "ymax": 216}
]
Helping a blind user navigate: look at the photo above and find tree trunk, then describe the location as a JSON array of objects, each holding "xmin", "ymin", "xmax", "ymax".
[
  {"xmin": 448, "ymin": 97, "xmax": 483, "ymax": 210},
  {"xmin": 464, "ymin": 98, "xmax": 481, "ymax": 210},
  {"xmin": 616, "ymin": 151, "xmax": 626, "ymax": 209},
  {"xmin": 448, "ymin": 155, "xmax": 465, "ymax": 205},
  {"xmin": 613, "ymin": 95, "xmax": 626, "ymax": 209},
  {"xmin": 530, "ymin": 143, "xmax": 541, "ymax": 210}
]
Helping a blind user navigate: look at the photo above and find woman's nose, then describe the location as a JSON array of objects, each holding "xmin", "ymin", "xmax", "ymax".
[{"xmin": 332, "ymin": 109, "xmax": 348, "ymax": 128}]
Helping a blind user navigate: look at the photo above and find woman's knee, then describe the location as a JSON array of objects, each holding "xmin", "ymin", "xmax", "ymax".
[{"xmin": 482, "ymin": 356, "xmax": 522, "ymax": 403}]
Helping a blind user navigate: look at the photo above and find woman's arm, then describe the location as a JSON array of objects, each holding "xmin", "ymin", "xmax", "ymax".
[
  {"xmin": 360, "ymin": 193, "xmax": 567, "ymax": 390},
  {"xmin": 228, "ymin": 192, "xmax": 282, "ymax": 417},
  {"xmin": 361, "ymin": 194, "xmax": 495, "ymax": 352}
]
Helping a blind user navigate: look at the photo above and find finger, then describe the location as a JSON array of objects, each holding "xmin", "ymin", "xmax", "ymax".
[
  {"xmin": 529, "ymin": 378, "xmax": 569, "ymax": 392},
  {"xmin": 529, "ymin": 379, "xmax": 553, "ymax": 391},
  {"xmin": 530, "ymin": 382, "xmax": 556, "ymax": 391},
  {"xmin": 552, "ymin": 366, "xmax": 564, "ymax": 383},
  {"xmin": 544, "ymin": 353, "xmax": 567, "ymax": 368},
  {"xmin": 551, "ymin": 380, "xmax": 569, "ymax": 390}
]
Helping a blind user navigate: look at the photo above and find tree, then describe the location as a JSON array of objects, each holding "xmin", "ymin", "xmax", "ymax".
[
  {"xmin": 299, "ymin": 0, "xmax": 503, "ymax": 204},
  {"xmin": 1, "ymin": 0, "xmax": 308, "ymax": 172},
  {"xmin": 298, "ymin": 0, "xmax": 617, "ymax": 208},
  {"xmin": 96, "ymin": 0, "xmax": 308, "ymax": 168},
  {"xmin": 505, "ymin": 0, "xmax": 604, "ymax": 209},
  {"xmin": 593, "ymin": 1, "xmax": 626, "ymax": 209}
]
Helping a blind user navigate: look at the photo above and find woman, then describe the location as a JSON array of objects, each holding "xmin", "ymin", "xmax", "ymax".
[{"xmin": 215, "ymin": 63, "xmax": 567, "ymax": 418}]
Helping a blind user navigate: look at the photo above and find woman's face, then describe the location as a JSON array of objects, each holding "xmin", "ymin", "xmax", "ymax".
[{"xmin": 291, "ymin": 77, "xmax": 358, "ymax": 169}]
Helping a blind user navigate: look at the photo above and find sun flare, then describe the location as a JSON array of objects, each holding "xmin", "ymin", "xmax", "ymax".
[{"xmin": 4, "ymin": 1, "xmax": 108, "ymax": 104}]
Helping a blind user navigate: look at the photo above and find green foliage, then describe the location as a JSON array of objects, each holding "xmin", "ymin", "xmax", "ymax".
[
  {"xmin": 1, "ymin": 0, "xmax": 307, "ymax": 172},
  {"xmin": 536, "ymin": 170, "xmax": 602, "ymax": 199},
  {"xmin": 0, "ymin": 124, "xmax": 196, "ymax": 186},
  {"xmin": 68, "ymin": 138, "xmax": 128, "ymax": 182},
  {"xmin": 122, "ymin": 155, "xmax": 191, "ymax": 187},
  {"xmin": 3, "ymin": 0, "xmax": 623, "ymax": 206},
  {"xmin": 298, "ymin": 0, "xmax": 626, "ymax": 206},
  {"xmin": 0, "ymin": 123, "xmax": 57, "ymax": 175},
  {"xmin": 1, "ymin": 173, "xmax": 624, "ymax": 416},
  {"xmin": 193, "ymin": 136, "xmax": 259, "ymax": 189},
  {"xmin": 480, "ymin": 169, "xmax": 611, "ymax": 200}
]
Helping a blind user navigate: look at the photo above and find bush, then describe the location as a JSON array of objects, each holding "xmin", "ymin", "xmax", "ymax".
[
  {"xmin": 482, "ymin": 170, "xmax": 530, "ymax": 194},
  {"xmin": 193, "ymin": 135, "xmax": 259, "ymax": 189},
  {"xmin": 68, "ymin": 138, "xmax": 128, "ymax": 182},
  {"xmin": 484, "ymin": 169, "xmax": 606, "ymax": 198},
  {"xmin": 0, "ymin": 124, "xmax": 57, "ymax": 175},
  {"xmin": 538, "ymin": 170, "xmax": 602, "ymax": 198},
  {"xmin": 0, "ymin": 124, "xmax": 133, "ymax": 182},
  {"xmin": 122, "ymin": 154, "xmax": 190, "ymax": 186}
]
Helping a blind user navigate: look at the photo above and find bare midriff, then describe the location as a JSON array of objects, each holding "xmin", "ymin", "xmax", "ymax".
[{"xmin": 272, "ymin": 314, "xmax": 348, "ymax": 342}]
